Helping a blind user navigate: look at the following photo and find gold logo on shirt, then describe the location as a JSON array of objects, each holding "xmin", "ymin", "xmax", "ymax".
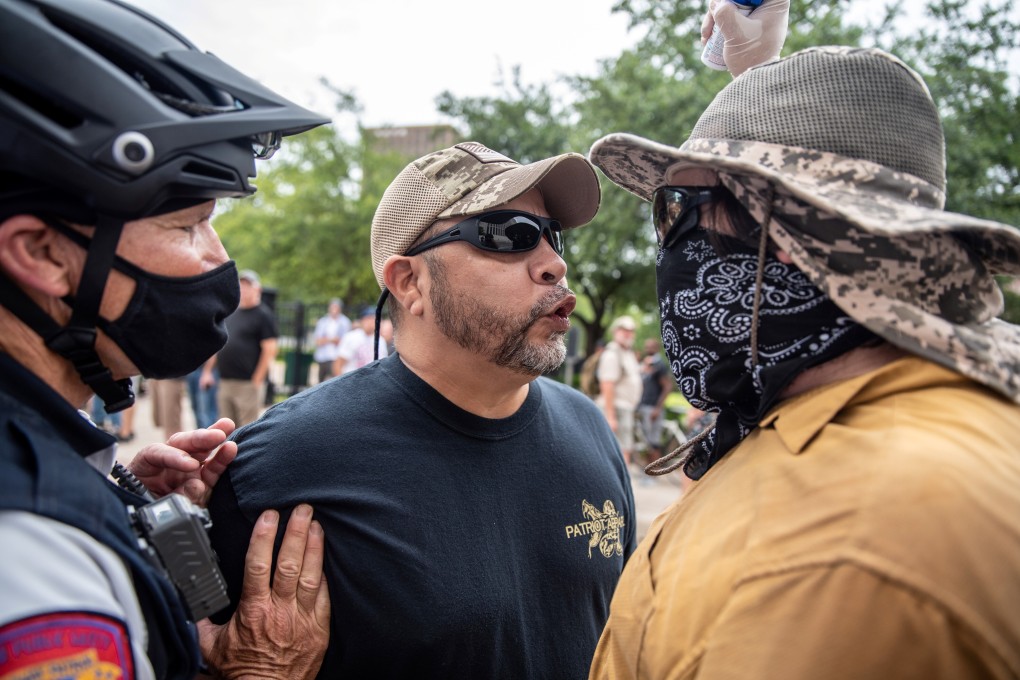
[{"xmin": 565, "ymin": 499, "xmax": 626, "ymax": 558}]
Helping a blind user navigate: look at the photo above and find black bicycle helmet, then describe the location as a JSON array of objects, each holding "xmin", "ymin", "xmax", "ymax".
[
  {"xmin": 0, "ymin": 0, "xmax": 330, "ymax": 410},
  {"xmin": 0, "ymin": 0, "xmax": 330, "ymax": 220}
]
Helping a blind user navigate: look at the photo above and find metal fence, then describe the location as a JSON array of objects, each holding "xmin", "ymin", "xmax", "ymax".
[{"xmin": 262, "ymin": 292, "xmax": 331, "ymax": 397}]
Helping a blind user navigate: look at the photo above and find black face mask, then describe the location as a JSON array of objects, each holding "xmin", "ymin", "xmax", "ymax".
[
  {"xmin": 656, "ymin": 226, "xmax": 874, "ymax": 479},
  {"xmin": 96, "ymin": 258, "xmax": 240, "ymax": 379},
  {"xmin": 49, "ymin": 220, "xmax": 241, "ymax": 379}
]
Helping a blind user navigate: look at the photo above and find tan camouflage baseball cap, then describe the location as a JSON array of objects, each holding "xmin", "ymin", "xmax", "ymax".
[
  {"xmin": 370, "ymin": 141, "xmax": 600, "ymax": 288},
  {"xmin": 589, "ymin": 46, "xmax": 1020, "ymax": 403}
]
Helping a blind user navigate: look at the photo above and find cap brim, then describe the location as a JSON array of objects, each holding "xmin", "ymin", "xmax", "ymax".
[{"xmin": 439, "ymin": 152, "xmax": 600, "ymax": 229}]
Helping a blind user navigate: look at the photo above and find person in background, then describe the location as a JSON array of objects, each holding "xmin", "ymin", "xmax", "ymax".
[
  {"xmin": 596, "ymin": 315, "xmax": 643, "ymax": 465},
  {"xmin": 89, "ymin": 394, "xmax": 122, "ymax": 436},
  {"xmin": 333, "ymin": 306, "xmax": 388, "ymax": 375},
  {"xmin": 0, "ymin": 0, "xmax": 331, "ymax": 677},
  {"xmin": 116, "ymin": 383, "xmax": 136, "ymax": 442},
  {"xmin": 635, "ymin": 338, "xmax": 674, "ymax": 465},
  {"xmin": 379, "ymin": 317, "xmax": 395, "ymax": 356},
  {"xmin": 313, "ymin": 297, "xmax": 351, "ymax": 383},
  {"xmin": 203, "ymin": 269, "xmax": 278, "ymax": 427},
  {"xmin": 149, "ymin": 377, "xmax": 185, "ymax": 439},
  {"xmin": 207, "ymin": 141, "xmax": 634, "ymax": 679},
  {"xmin": 578, "ymin": 339, "xmax": 606, "ymax": 399},
  {"xmin": 586, "ymin": 1, "xmax": 1020, "ymax": 672},
  {"xmin": 186, "ymin": 364, "xmax": 219, "ymax": 429},
  {"xmin": 89, "ymin": 390, "xmax": 136, "ymax": 443}
]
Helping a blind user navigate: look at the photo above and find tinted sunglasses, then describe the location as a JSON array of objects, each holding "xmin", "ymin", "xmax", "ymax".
[
  {"xmin": 651, "ymin": 186, "xmax": 725, "ymax": 249},
  {"xmin": 405, "ymin": 210, "xmax": 564, "ymax": 257}
]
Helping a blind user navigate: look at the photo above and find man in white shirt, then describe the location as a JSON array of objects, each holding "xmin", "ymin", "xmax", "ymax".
[
  {"xmin": 335, "ymin": 307, "xmax": 389, "ymax": 375},
  {"xmin": 597, "ymin": 316, "xmax": 643, "ymax": 465}
]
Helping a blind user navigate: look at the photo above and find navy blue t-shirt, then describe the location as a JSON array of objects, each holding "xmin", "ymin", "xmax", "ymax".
[{"xmin": 208, "ymin": 353, "xmax": 635, "ymax": 679}]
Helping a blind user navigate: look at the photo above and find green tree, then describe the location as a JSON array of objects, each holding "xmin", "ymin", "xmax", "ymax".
[
  {"xmin": 435, "ymin": 67, "xmax": 575, "ymax": 164},
  {"xmin": 213, "ymin": 93, "xmax": 407, "ymax": 308},
  {"xmin": 578, "ymin": 0, "xmax": 1020, "ymax": 338},
  {"xmin": 215, "ymin": 0, "xmax": 1019, "ymax": 340}
]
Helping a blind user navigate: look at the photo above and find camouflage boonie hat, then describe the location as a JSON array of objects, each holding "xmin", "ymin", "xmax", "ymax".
[
  {"xmin": 370, "ymin": 141, "xmax": 600, "ymax": 288},
  {"xmin": 589, "ymin": 46, "xmax": 1020, "ymax": 402}
]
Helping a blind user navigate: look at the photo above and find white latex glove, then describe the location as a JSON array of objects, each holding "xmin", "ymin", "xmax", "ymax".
[{"xmin": 702, "ymin": 0, "xmax": 790, "ymax": 76}]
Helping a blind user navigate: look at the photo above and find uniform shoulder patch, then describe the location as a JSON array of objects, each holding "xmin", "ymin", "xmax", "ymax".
[{"xmin": 0, "ymin": 611, "xmax": 135, "ymax": 679}]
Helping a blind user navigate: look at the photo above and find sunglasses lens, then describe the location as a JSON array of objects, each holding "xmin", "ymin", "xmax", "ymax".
[
  {"xmin": 251, "ymin": 130, "xmax": 282, "ymax": 159},
  {"xmin": 476, "ymin": 213, "xmax": 562, "ymax": 254},
  {"xmin": 652, "ymin": 188, "xmax": 688, "ymax": 244},
  {"xmin": 476, "ymin": 215, "xmax": 538, "ymax": 252},
  {"xmin": 652, "ymin": 187, "xmax": 718, "ymax": 248}
]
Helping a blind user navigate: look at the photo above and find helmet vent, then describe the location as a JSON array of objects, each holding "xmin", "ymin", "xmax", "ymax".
[
  {"xmin": 0, "ymin": 74, "xmax": 83, "ymax": 129},
  {"xmin": 44, "ymin": 9, "xmax": 190, "ymax": 108},
  {"xmin": 181, "ymin": 161, "xmax": 237, "ymax": 185}
]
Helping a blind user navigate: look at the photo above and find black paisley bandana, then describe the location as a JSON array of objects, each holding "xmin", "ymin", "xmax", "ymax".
[{"xmin": 656, "ymin": 226, "xmax": 876, "ymax": 479}]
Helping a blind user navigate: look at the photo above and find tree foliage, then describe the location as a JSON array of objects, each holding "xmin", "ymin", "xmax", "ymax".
[
  {"xmin": 437, "ymin": 0, "xmax": 1019, "ymax": 353},
  {"xmin": 212, "ymin": 95, "xmax": 407, "ymax": 309},
  {"xmin": 220, "ymin": 2, "xmax": 1019, "ymax": 345}
]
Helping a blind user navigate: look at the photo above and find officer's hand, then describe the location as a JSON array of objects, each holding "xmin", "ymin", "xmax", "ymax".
[
  {"xmin": 126, "ymin": 418, "xmax": 238, "ymax": 506},
  {"xmin": 702, "ymin": 0, "xmax": 790, "ymax": 76},
  {"xmin": 198, "ymin": 505, "xmax": 330, "ymax": 680}
]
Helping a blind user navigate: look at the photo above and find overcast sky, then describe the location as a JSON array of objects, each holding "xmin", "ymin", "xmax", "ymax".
[
  {"xmin": 130, "ymin": 0, "xmax": 640, "ymax": 130},
  {"xmin": 129, "ymin": 0, "xmax": 1017, "ymax": 137}
]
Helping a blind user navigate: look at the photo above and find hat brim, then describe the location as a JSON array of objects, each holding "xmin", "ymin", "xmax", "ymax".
[
  {"xmin": 590, "ymin": 132, "xmax": 1020, "ymax": 403},
  {"xmin": 589, "ymin": 133, "xmax": 1020, "ymax": 273},
  {"xmin": 439, "ymin": 152, "xmax": 601, "ymax": 229}
]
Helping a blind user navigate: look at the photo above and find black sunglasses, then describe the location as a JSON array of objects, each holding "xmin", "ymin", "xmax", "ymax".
[
  {"xmin": 405, "ymin": 210, "xmax": 564, "ymax": 257},
  {"xmin": 651, "ymin": 186, "xmax": 725, "ymax": 249}
]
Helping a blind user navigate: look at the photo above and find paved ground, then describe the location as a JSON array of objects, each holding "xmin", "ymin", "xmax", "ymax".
[{"xmin": 117, "ymin": 388, "xmax": 684, "ymax": 541}]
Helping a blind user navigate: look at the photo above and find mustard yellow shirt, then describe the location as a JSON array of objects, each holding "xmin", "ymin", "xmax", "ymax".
[{"xmin": 590, "ymin": 357, "xmax": 1020, "ymax": 679}]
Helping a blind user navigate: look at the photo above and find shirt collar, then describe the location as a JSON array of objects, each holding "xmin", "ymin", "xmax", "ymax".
[{"xmin": 760, "ymin": 356, "xmax": 970, "ymax": 454}]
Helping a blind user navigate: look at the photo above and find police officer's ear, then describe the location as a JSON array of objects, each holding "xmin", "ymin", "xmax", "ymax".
[
  {"xmin": 0, "ymin": 215, "xmax": 76, "ymax": 298},
  {"xmin": 383, "ymin": 254, "xmax": 427, "ymax": 319}
]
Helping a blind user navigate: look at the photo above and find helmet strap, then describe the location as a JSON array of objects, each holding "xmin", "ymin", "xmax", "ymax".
[
  {"xmin": 0, "ymin": 215, "xmax": 134, "ymax": 412},
  {"xmin": 373, "ymin": 289, "xmax": 389, "ymax": 362}
]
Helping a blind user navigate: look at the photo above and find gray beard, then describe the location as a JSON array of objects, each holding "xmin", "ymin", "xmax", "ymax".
[{"xmin": 426, "ymin": 254, "xmax": 568, "ymax": 376}]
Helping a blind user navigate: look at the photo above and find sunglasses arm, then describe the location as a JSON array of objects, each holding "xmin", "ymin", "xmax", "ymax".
[{"xmin": 404, "ymin": 227, "xmax": 462, "ymax": 257}]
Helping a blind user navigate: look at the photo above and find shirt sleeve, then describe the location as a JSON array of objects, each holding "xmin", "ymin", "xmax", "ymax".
[
  {"xmin": 691, "ymin": 563, "xmax": 1005, "ymax": 679},
  {"xmin": 0, "ymin": 511, "xmax": 155, "ymax": 680}
]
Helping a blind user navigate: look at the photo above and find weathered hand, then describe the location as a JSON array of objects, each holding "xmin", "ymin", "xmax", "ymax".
[
  {"xmin": 125, "ymin": 418, "xmax": 238, "ymax": 506},
  {"xmin": 198, "ymin": 505, "xmax": 330, "ymax": 680}
]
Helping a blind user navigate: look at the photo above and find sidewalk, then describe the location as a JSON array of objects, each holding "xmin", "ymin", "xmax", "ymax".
[{"xmin": 116, "ymin": 390, "xmax": 683, "ymax": 541}]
